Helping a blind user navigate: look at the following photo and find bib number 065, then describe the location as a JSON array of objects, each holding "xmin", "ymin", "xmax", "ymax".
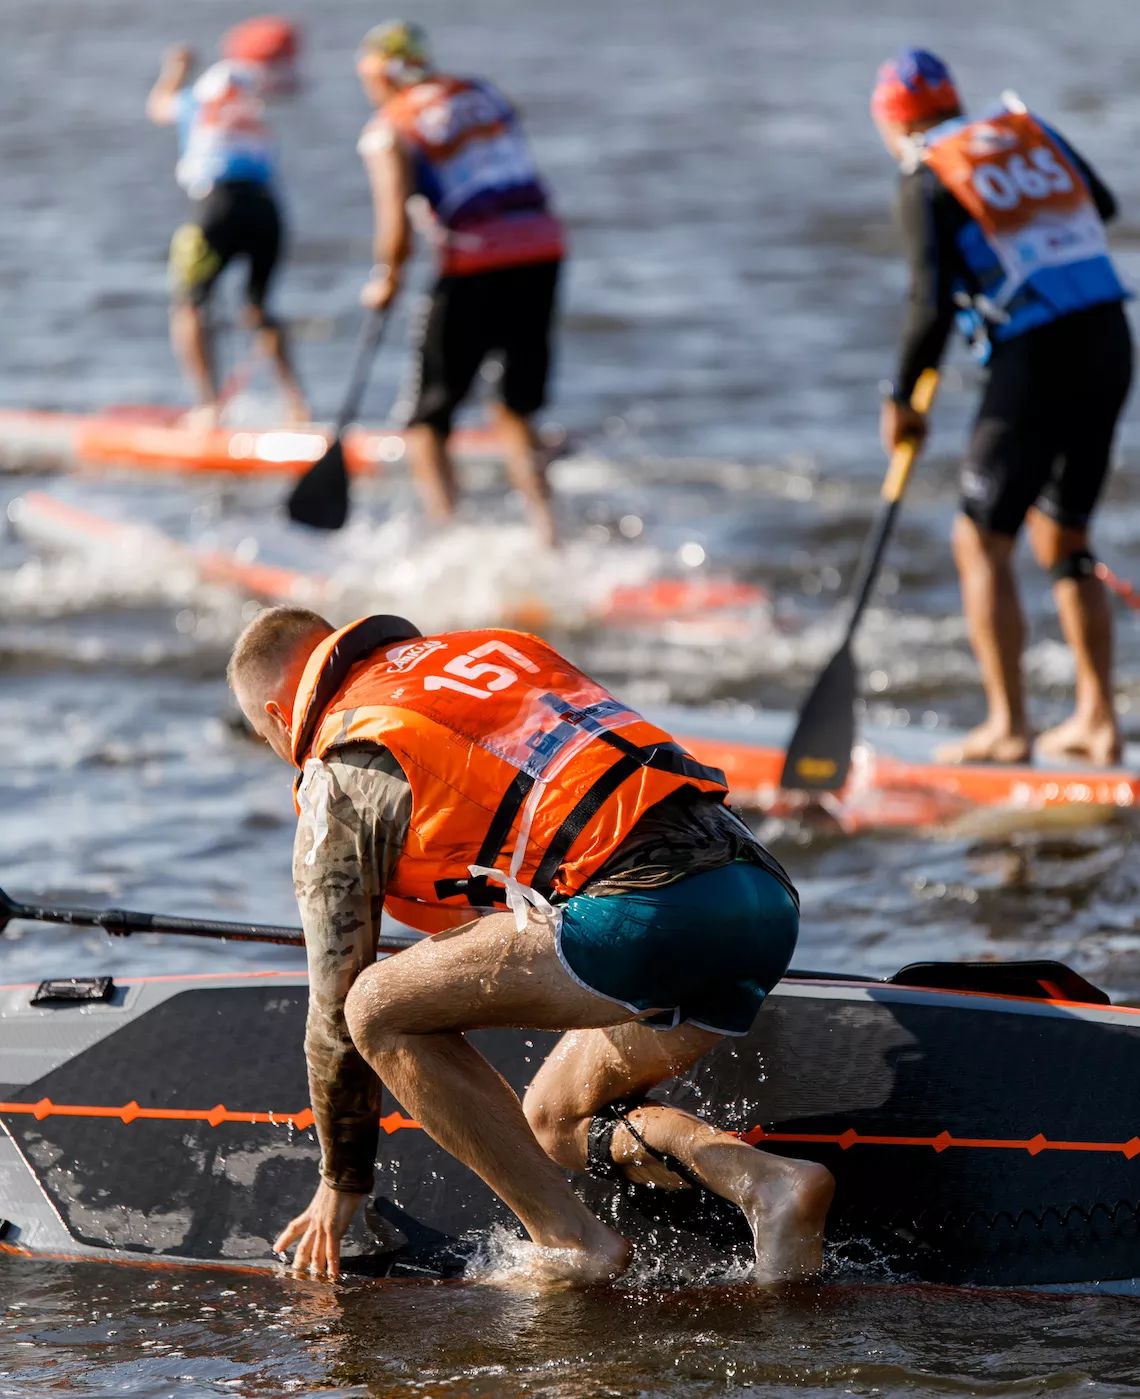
[
  {"xmin": 972, "ymin": 145, "xmax": 1073, "ymax": 210},
  {"xmin": 423, "ymin": 640, "xmax": 539, "ymax": 699}
]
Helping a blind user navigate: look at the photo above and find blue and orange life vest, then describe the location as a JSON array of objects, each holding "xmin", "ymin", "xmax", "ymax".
[
  {"xmin": 289, "ymin": 618, "xmax": 727, "ymax": 933},
  {"xmin": 365, "ymin": 75, "xmax": 565, "ymax": 276},
  {"xmin": 922, "ymin": 103, "xmax": 1126, "ymax": 342},
  {"xmin": 176, "ymin": 61, "xmax": 276, "ymax": 199}
]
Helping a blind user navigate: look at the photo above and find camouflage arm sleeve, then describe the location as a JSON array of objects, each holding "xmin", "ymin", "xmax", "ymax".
[{"xmin": 292, "ymin": 745, "xmax": 411, "ymax": 1194}]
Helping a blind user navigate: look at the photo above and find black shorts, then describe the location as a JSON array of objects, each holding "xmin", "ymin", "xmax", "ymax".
[
  {"xmin": 169, "ymin": 180, "xmax": 282, "ymax": 312},
  {"xmin": 959, "ymin": 300, "xmax": 1133, "ymax": 536},
  {"xmin": 406, "ymin": 260, "xmax": 561, "ymax": 435}
]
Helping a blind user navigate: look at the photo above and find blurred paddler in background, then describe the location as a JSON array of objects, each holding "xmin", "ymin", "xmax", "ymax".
[
  {"xmin": 355, "ymin": 20, "xmax": 565, "ymax": 546},
  {"xmin": 873, "ymin": 49, "xmax": 1133, "ymax": 766},
  {"xmin": 146, "ymin": 17, "xmax": 309, "ymax": 429}
]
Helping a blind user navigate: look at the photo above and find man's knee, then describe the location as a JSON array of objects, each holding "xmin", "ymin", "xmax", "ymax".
[
  {"xmin": 952, "ymin": 512, "xmax": 1014, "ymax": 570},
  {"xmin": 343, "ymin": 965, "xmax": 403, "ymax": 1058},
  {"xmin": 521, "ymin": 1084, "xmax": 585, "ymax": 1169},
  {"xmin": 1026, "ymin": 508, "xmax": 1090, "ymax": 573}
]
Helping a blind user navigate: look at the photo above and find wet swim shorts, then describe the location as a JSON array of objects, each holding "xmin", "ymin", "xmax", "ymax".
[{"xmin": 556, "ymin": 860, "xmax": 799, "ymax": 1037}]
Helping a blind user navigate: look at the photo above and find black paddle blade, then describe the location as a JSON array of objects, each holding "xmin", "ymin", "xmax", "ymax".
[
  {"xmin": 286, "ymin": 437, "xmax": 349, "ymax": 531},
  {"xmin": 779, "ymin": 643, "xmax": 856, "ymax": 791}
]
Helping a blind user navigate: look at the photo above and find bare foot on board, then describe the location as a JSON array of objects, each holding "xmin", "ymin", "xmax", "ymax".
[
  {"xmin": 935, "ymin": 722, "xmax": 1031, "ymax": 765},
  {"xmin": 739, "ymin": 1158, "xmax": 835, "ymax": 1284},
  {"xmin": 283, "ymin": 395, "xmax": 311, "ymax": 427},
  {"xmin": 179, "ymin": 402, "xmax": 221, "ymax": 432},
  {"xmin": 478, "ymin": 1227, "xmax": 632, "ymax": 1291},
  {"xmin": 1035, "ymin": 714, "xmax": 1122, "ymax": 767}
]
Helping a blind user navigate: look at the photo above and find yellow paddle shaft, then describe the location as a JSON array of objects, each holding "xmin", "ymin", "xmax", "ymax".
[{"xmin": 881, "ymin": 368, "xmax": 940, "ymax": 504}]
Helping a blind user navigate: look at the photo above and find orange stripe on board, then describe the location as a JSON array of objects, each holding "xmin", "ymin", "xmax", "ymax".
[
  {"xmin": 0, "ymin": 1099, "xmax": 418, "ymax": 1134},
  {"xmin": 1, "ymin": 1098, "xmax": 1136, "ymax": 1157},
  {"xmin": 741, "ymin": 1125, "xmax": 1140, "ymax": 1157}
]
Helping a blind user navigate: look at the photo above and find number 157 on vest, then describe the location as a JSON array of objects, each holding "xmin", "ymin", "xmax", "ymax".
[{"xmin": 423, "ymin": 639, "xmax": 539, "ymax": 699}]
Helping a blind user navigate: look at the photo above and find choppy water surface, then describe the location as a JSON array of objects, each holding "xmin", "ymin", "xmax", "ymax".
[{"xmin": 4, "ymin": 0, "xmax": 1140, "ymax": 1392}]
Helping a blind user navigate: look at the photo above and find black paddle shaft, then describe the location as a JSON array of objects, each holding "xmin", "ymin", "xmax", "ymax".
[
  {"xmin": 0, "ymin": 885, "xmax": 419, "ymax": 952},
  {"xmin": 843, "ymin": 494, "xmax": 903, "ymax": 644},
  {"xmin": 286, "ymin": 309, "xmax": 391, "ymax": 530},
  {"xmin": 334, "ymin": 308, "xmax": 389, "ymax": 438}
]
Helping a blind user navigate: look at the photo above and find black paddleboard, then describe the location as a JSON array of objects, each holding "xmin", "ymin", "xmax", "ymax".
[{"xmin": 2, "ymin": 962, "xmax": 1138, "ymax": 1287}]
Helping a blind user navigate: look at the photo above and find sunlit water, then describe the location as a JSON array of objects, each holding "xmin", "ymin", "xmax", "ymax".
[{"xmin": 4, "ymin": 0, "xmax": 1140, "ymax": 1392}]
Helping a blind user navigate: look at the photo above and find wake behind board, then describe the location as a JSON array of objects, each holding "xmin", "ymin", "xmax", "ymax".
[
  {"xmin": 2, "ymin": 961, "xmax": 1140, "ymax": 1289},
  {"xmin": 10, "ymin": 491, "xmax": 1138, "ymax": 829}
]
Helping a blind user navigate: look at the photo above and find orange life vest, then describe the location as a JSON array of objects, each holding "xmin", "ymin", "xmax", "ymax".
[
  {"xmin": 374, "ymin": 75, "xmax": 565, "ymax": 276},
  {"xmin": 921, "ymin": 108, "xmax": 1121, "ymax": 333},
  {"xmin": 289, "ymin": 617, "xmax": 728, "ymax": 934}
]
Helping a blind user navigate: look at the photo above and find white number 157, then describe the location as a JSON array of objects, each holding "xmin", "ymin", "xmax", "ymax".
[{"xmin": 423, "ymin": 640, "xmax": 539, "ymax": 699}]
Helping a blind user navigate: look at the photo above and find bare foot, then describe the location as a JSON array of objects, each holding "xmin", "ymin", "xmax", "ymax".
[
  {"xmin": 179, "ymin": 402, "xmax": 221, "ymax": 432},
  {"xmin": 935, "ymin": 722, "xmax": 1031, "ymax": 765},
  {"xmin": 284, "ymin": 395, "xmax": 311, "ymax": 427},
  {"xmin": 479, "ymin": 1230, "xmax": 631, "ymax": 1291},
  {"xmin": 740, "ymin": 1159, "xmax": 834, "ymax": 1283},
  {"xmin": 1036, "ymin": 713, "xmax": 1122, "ymax": 767}
]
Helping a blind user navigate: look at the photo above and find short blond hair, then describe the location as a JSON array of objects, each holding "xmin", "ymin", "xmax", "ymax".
[{"xmin": 227, "ymin": 605, "xmax": 333, "ymax": 697}]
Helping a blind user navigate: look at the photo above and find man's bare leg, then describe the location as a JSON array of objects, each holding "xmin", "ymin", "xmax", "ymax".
[
  {"xmin": 491, "ymin": 402, "xmax": 557, "ymax": 547},
  {"xmin": 343, "ymin": 911, "xmax": 633, "ymax": 1286},
  {"xmin": 1027, "ymin": 509, "xmax": 1120, "ymax": 764},
  {"xmin": 170, "ymin": 300, "xmax": 218, "ymax": 424},
  {"xmin": 247, "ymin": 308, "xmax": 309, "ymax": 425},
  {"xmin": 404, "ymin": 423, "xmax": 459, "ymax": 522},
  {"xmin": 937, "ymin": 513, "xmax": 1032, "ymax": 763},
  {"xmin": 523, "ymin": 1022, "xmax": 834, "ymax": 1282}
]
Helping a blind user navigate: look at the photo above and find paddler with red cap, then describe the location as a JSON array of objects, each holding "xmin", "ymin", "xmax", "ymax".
[
  {"xmin": 227, "ymin": 605, "xmax": 833, "ymax": 1285},
  {"xmin": 872, "ymin": 50, "xmax": 1132, "ymax": 765},
  {"xmin": 354, "ymin": 21, "xmax": 564, "ymax": 546},
  {"xmin": 146, "ymin": 18, "xmax": 308, "ymax": 428}
]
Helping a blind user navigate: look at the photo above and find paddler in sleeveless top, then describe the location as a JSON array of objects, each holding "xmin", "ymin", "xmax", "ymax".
[
  {"xmin": 228, "ymin": 605, "xmax": 833, "ymax": 1285},
  {"xmin": 355, "ymin": 21, "xmax": 563, "ymax": 546},
  {"xmin": 873, "ymin": 50, "xmax": 1132, "ymax": 766},
  {"xmin": 146, "ymin": 19, "xmax": 309, "ymax": 428}
]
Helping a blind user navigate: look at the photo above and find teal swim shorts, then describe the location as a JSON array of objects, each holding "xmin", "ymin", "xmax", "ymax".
[{"xmin": 556, "ymin": 860, "xmax": 799, "ymax": 1037}]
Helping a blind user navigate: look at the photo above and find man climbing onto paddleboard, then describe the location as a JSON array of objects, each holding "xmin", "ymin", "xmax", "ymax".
[
  {"xmin": 873, "ymin": 50, "xmax": 1133, "ymax": 765},
  {"xmin": 354, "ymin": 21, "xmax": 563, "ymax": 546},
  {"xmin": 228, "ymin": 605, "xmax": 833, "ymax": 1286},
  {"xmin": 146, "ymin": 20, "xmax": 309, "ymax": 428}
]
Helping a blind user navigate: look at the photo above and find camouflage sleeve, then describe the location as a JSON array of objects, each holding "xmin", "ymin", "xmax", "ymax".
[{"xmin": 292, "ymin": 744, "xmax": 411, "ymax": 1194}]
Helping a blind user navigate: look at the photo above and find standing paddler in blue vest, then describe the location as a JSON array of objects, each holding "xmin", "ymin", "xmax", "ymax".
[
  {"xmin": 146, "ymin": 19, "xmax": 309, "ymax": 429},
  {"xmin": 873, "ymin": 50, "xmax": 1133, "ymax": 766}
]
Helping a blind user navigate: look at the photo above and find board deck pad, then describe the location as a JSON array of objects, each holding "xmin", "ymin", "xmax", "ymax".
[{"xmin": 4, "ymin": 971, "xmax": 1140, "ymax": 1286}]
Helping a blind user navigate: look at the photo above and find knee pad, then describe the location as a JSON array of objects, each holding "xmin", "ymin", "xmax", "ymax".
[{"xmin": 1049, "ymin": 550, "xmax": 1097, "ymax": 583}]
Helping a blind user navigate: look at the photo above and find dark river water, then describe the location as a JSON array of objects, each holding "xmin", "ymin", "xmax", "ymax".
[{"xmin": 5, "ymin": 0, "xmax": 1140, "ymax": 1392}]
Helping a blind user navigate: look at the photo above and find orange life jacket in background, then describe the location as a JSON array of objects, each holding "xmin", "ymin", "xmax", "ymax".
[
  {"xmin": 374, "ymin": 75, "xmax": 565, "ymax": 276},
  {"xmin": 289, "ymin": 617, "xmax": 728, "ymax": 934},
  {"xmin": 921, "ymin": 105, "xmax": 1125, "ymax": 339}
]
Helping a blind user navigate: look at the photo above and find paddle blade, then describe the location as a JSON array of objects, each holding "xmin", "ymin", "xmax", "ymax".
[
  {"xmin": 779, "ymin": 644, "xmax": 856, "ymax": 792},
  {"xmin": 286, "ymin": 437, "xmax": 349, "ymax": 531}
]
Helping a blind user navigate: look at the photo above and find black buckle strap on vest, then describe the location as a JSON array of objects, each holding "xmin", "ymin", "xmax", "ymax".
[
  {"xmin": 531, "ymin": 741, "xmax": 728, "ymax": 899},
  {"xmin": 433, "ymin": 768, "xmax": 536, "ymax": 907},
  {"xmin": 293, "ymin": 615, "xmax": 422, "ymax": 762}
]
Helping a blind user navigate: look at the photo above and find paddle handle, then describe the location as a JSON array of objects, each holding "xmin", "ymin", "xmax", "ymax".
[
  {"xmin": 880, "ymin": 368, "xmax": 939, "ymax": 503},
  {"xmin": 334, "ymin": 309, "xmax": 390, "ymax": 439},
  {"xmin": 0, "ymin": 890, "xmax": 419, "ymax": 954}
]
